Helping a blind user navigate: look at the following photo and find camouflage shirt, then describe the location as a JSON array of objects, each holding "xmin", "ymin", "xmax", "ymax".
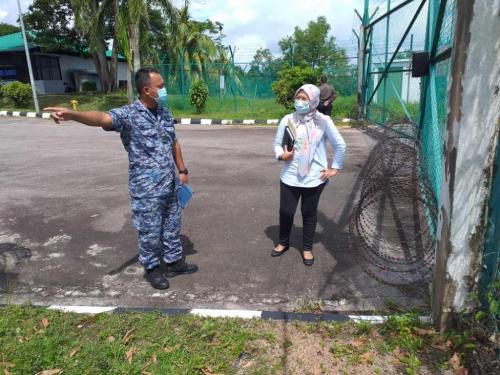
[{"xmin": 106, "ymin": 100, "xmax": 177, "ymax": 198}]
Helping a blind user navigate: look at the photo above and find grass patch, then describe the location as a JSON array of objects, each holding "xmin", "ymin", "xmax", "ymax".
[
  {"xmin": 0, "ymin": 92, "xmax": 359, "ymax": 121},
  {"xmin": 1, "ymin": 305, "xmax": 481, "ymax": 374}
]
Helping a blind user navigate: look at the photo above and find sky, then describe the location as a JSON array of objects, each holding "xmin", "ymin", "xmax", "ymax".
[{"xmin": 1, "ymin": 0, "xmax": 366, "ymax": 63}]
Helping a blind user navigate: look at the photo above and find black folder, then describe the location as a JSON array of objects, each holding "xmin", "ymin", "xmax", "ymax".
[{"xmin": 282, "ymin": 126, "xmax": 295, "ymax": 151}]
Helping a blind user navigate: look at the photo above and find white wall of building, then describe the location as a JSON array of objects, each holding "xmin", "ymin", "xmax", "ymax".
[
  {"xmin": 34, "ymin": 80, "xmax": 64, "ymax": 94},
  {"xmin": 32, "ymin": 53, "xmax": 128, "ymax": 93}
]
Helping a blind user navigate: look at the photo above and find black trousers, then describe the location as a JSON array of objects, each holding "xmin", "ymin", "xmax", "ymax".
[{"xmin": 279, "ymin": 181, "xmax": 326, "ymax": 250}]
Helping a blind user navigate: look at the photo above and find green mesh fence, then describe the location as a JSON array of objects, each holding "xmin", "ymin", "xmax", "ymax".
[
  {"xmin": 362, "ymin": 0, "xmax": 499, "ymax": 338},
  {"xmin": 420, "ymin": 0, "xmax": 456, "ymax": 201},
  {"xmin": 142, "ymin": 62, "xmax": 357, "ymax": 113},
  {"xmin": 364, "ymin": 0, "xmax": 428, "ymax": 126},
  {"xmin": 362, "ymin": 0, "xmax": 455, "ymax": 204}
]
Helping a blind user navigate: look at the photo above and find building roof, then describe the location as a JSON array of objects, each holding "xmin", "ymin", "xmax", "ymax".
[
  {"xmin": 0, "ymin": 32, "xmax": 125, "ymax": 60},
  {"xmin": 0, "ymin": 32, "xmax": 36, "ymax": 52}
]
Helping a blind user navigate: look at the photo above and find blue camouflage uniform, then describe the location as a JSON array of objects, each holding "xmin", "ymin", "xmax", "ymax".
[{"xmin": 106, "ymin": 100, "xmax": 183, "ymax": 269}]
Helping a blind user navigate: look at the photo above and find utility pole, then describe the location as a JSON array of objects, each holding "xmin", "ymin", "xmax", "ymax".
[
  {"xmin": 17, "ymin": 0, "xmax": 39, "ymax": 113},
  {"xmin": 382, "ymin": 0, "xmax": 391, "ymax": 124},
  {"xmin": 228, "ymin": 46, "xmax": 237, "ymax": 112}
]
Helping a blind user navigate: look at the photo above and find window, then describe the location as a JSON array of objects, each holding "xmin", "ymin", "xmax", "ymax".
[
  {"xmin": 0, "ymin": 67, "xmax": 16, "ymax": 79},
  {"xmin": 33, "ymin": 55, "xmax": 62, "ymax": 80}
]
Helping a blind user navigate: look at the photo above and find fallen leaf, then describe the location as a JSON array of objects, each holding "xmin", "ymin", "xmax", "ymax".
[
  {"xmin": 455, "ymin": 367, "xmax": 469, "ymax": 375},
  {"xmin": 41, "ymin": 318, "xmax": 49, "ymax": 328},
  {"xmin": 125, "ymin": 348, "xmax": 138, "ymax": 364},
  {"xmin": 447, "ymin": 339, "xmax": 454, "ymax": 349},
  {"xmin": 35, "ymin": 370, "xmax": 62, "ymax": 375},
  {"xmin": 242, "ymin": 360, "xmax": 254, "ymax": 368},
  {"xmin": 360, "ymin": 351, "xmax": 375, "ymax": 364},
  {"xmin": 69, "ymin": 348, "xmax": 79, "ymax": 358},
  {"xmin": 414, "ymin": 327, "xmax": 435, "ymax": 336},
  {"xmin": 350, "ymin": 338, "xmax": 366, "ymax": 348},
  {"xmin": 392, "ymin": 358, "xmax": 401, "ymax": 365},
  {"xmin": 449, "ymin": 352, "xmax": 462, "ymax": 370},
  {"xmin": 151, "ymin": 354, "xmax": 157, "ymax": 364},
  {"xmin": 141, "ymin": 372, "xmax": 151, "ymax": 375},
  {"xmin": 107, "ymin": 336, "xmax": 116, "ymax": 343},
  {"xmin": 122, "ymin": 328, "xmax": 135, "ymax": 344},
  {"xmin": 431, "ymin": 342, "xmax": 449, "ymax": 351},
  {"xmin": 164, "ymin": 344, "xmax": 180, "ymax": 353},
  {"xmin": 392, "ymin": 346, "xmax": 404, "ymax": 358},
  {"xmin": 4, "ymin": 369, "xmax": 12, "ymax": 375},
  {"xmin": 201, "ymin": 368, "xmax": 224, "ymax": 375}
]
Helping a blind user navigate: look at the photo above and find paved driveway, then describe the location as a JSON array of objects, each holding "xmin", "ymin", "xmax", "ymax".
[{"xmin": 0, "ymin": 117, "xmax": 425, "ymax": 311}]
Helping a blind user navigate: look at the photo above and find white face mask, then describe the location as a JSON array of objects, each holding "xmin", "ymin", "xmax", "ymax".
[{"xmin": 294, "ymin": 99, "xmax": 310, "ymax": 114}]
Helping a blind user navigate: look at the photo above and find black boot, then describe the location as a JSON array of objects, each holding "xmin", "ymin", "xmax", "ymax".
[
  {"xmin": 144, "ymin": 266, "xmax": 170, "ymax": 289},
  {"xmin": 166, "ymin": 257, "xmax": 198, "ymax": 278}
]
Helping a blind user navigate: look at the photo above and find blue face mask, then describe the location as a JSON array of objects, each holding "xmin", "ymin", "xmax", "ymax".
[
  {"xmin": 156, "ymin": 87, "xmax": 168, "ymax": 105},
  {"xmin": 147, "ymin": 87, "xmax": 168, "ymax": 106},
  {"xmin": 294, "ymin": 99, "xmax": 310, "ymax": 114}
]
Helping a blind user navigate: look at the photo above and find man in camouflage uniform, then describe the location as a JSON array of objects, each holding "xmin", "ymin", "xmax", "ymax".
[{"xmin": 44, "ymin": 68, "xmax": 198, "ymax": 290}]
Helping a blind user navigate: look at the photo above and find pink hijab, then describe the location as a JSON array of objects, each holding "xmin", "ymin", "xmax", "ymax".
[{"xmin": 293, "ymin": 84, "xmax": 329, "ymax": 176}]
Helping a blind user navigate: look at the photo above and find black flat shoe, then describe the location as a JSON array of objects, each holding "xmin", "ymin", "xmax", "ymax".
[
  {"xmin": 302, "ymin": 252, "xmax": 314, "ymax": 266},
  {"xmin": 271, "ymin": 245, "xmax": 289, "ymax": 257}
]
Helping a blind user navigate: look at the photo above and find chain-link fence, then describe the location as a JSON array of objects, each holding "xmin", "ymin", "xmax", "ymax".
[
  {"xmin": 143, "ymin": 61, "xmax": 357, "ymax": 115},
  {"xmin": 359, "ymin": 0, "xmax": 499, "ymax": 338}
]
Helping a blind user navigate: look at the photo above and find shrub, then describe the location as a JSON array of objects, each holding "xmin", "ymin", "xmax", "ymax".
[
  {"xmin": 2, "ymin": 81, "xmax": 33, "ymax": 106},
  {"xmin": 271, "ymin": 66, "xmax": 321, "ymax": 110},
  {"xmin": 81, "ymin": 80, "xmax": 97, "ymax": 92},
  {"xmin": 189, "ymin": 79, "xmax": 209, "ymax": 113},
  {"xmin": 332, "ymin": 95, "xmax": 358, "ymax": 119}
]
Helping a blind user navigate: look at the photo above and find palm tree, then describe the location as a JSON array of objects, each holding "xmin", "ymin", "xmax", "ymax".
[
  {"xmin": 117, "ymin": 0, "xmax": 179, "ymax": 102},
  {"xmin": 164, "ymin": 1, "xmax": 222, "ymax": 93},
  {"xmin": 71, "ymin": 0, "xmax": 119, "ymax": 92}
]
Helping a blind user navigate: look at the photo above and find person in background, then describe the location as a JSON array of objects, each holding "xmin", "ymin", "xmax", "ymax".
[
  {"xmin": 317, "ymin": 75, "xmax": 337, "ymax": 117},
  {"xmin": 44, "ymin": 68, "xmax": 197, "ymax": 290},
  {"xmin": 271, "ymin": 84, "xmax": 346, "ymax": 266}
]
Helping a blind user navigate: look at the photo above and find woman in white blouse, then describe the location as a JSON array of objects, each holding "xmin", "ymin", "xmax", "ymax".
[{"xmin": 271, "ymin": 84, "xmax": 347, "ymax": 266}]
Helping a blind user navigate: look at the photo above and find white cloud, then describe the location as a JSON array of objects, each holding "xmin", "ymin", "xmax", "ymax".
[
  {"xmin": 189, "ymin": 0, "xmax": 365, "ymax": 62},
  {"xmin": 3, "ymin": 0, "xmax": 365, "ymax": 63},
  {"xmin": 0, "ymin": 0, "xmax": 34, "ymax": 24}
]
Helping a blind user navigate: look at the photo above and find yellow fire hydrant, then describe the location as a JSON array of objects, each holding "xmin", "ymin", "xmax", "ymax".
[{"xmin": 70, "ymin": 99, "xmax": 79, "ymax": 110}]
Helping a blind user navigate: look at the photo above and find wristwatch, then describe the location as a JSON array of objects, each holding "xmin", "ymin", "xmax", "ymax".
[{"xmin": 178, "ymin": 168, "xmax": 188, "ymax": 175}]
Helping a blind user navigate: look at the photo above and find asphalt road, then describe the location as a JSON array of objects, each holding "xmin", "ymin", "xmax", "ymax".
[{"xmin": 0, "ymin": 117, "xmax": 425, "ymax": 311}]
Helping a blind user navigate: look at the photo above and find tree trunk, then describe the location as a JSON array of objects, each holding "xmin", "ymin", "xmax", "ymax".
[
  {"xmin": 96, "ymin": 40, "xmax": 111, "ymax": 92},
  {"xmin": 88, "ymin": 0, "xmax": 111, "ymax": 93},
  {"xmin": 126, "ymin": 22, "xmax": 141, "ymax": 103},
  {"xmin": 130, "ymin": 23, "xmax": 141, "ymax": 73},
  {"xmin": 108, "ymin": 0, "xmax": 120, "ymax": 91}
]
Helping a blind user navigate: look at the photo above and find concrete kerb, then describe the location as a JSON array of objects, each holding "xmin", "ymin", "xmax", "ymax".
[
  {"xmin": 0, "ymin": 304, "xmax": 432, "ymax": 324},
  {"xmin": 0, "ymin": 111, "xmax": 355, "ymax": 125}
]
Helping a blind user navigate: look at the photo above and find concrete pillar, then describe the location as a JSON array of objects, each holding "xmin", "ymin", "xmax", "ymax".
[{"xmin": 432, "ymin": 0, "xmax": 500, "ymax": 331}]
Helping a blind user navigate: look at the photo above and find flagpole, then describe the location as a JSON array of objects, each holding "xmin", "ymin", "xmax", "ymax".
[{"xmin": 17, "ymin": 0, "xmax": 40, "ymax": 113}]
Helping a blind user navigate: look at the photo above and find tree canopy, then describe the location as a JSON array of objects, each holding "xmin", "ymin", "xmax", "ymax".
[
  {"xmin": 0, "ymin": 23, "xmax": 21, "ymax": 37},
  {"xmin": 23, "ymin": 0, "xmax": 87, "ymax": 54},
  {"xmin": 278, "ymin": 16, "xmax": 348, "ymax": 69}
]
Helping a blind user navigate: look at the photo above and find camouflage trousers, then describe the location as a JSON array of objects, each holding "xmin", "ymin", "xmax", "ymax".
[{"xmin": 131, "ymin": 192, "xmax": 183, "ymax": 269}]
